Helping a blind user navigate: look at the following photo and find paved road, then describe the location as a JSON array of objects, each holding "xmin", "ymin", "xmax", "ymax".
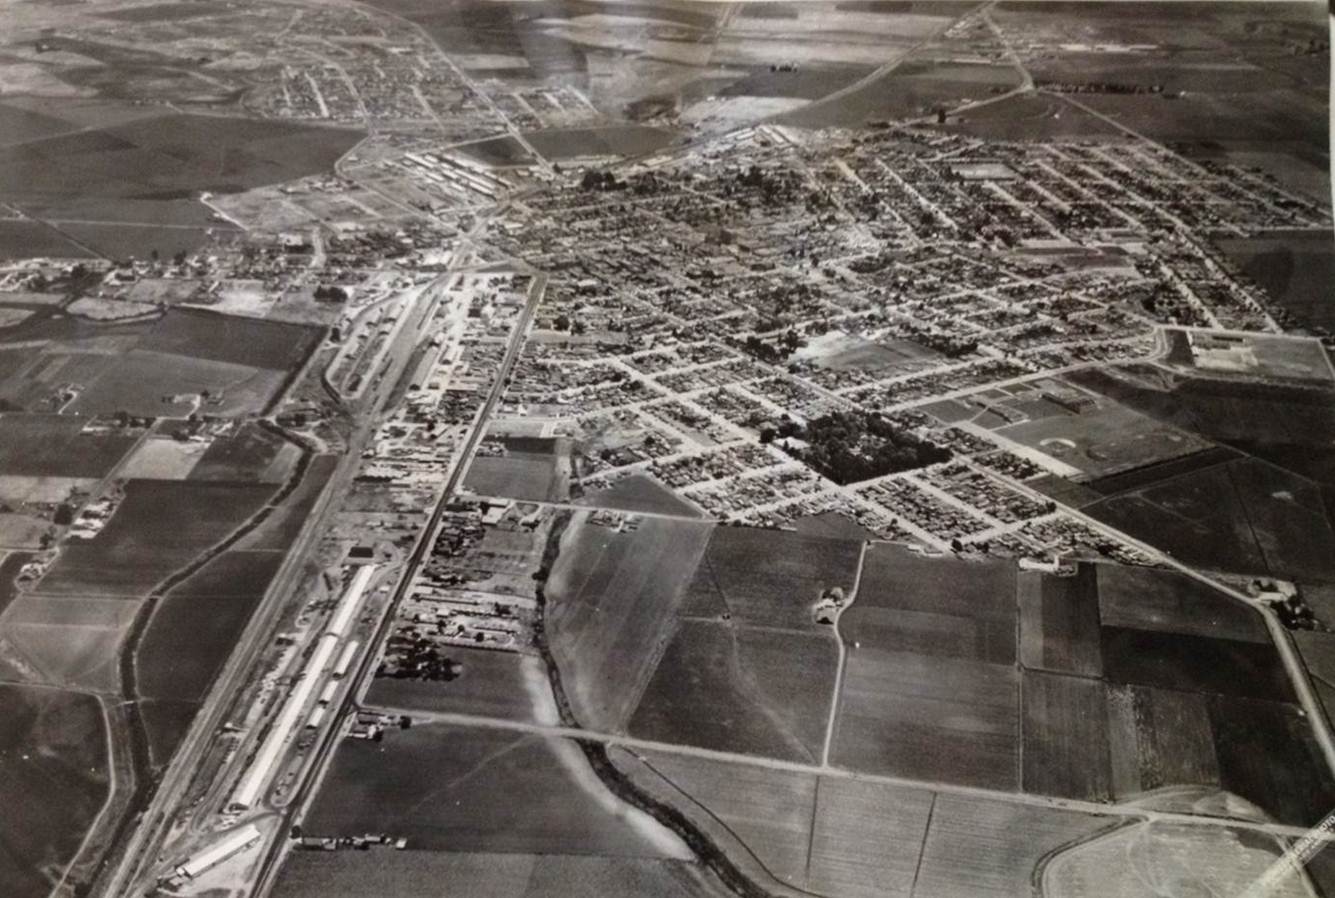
[{"xmin": 249, "ymin": 270, "xmax": 546, "ymax": 898}]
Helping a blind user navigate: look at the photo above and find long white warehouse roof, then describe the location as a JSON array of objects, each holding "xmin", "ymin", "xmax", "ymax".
[{"xmin": 177, "ymin": 823, "xmax": 262, "ymax": 879}]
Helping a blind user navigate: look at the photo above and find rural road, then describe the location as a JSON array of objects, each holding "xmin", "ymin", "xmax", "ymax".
[{"xmin": 361, "ymin": 704, "xmax": 1335, "ymax": 845}]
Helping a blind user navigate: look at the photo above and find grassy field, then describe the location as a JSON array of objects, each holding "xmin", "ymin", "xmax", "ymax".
[
  {"xmin": 998, "ymin": 400, "xmax": 1213, "ymax": 480},
  {"xmin": 465, "ymin": 453, "xmax": 562, "ymax": 502},
  {"xmin": 142, "ymin": 308, "xmax": 322, "ymax": 371},
  {"xmin": 0, "ymin": 684, "xmax": 110, "ymax": 898},
  {"xmin": 546, "ymin": 514, "xmax": 713, "ymax": 732},
  {"xmin": 303, "ymin": 724, "xmax": 684, "ymax": 857},
  {"xmin": 941, "ymin": 92, "xmax": 1125, "ymax": 140},
  {"xmin": 34, "ymin": 479, "xmax": 275, "ymax": 597}
]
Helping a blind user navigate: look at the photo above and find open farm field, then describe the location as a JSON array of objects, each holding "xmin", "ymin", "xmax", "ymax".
[
  {"xmin": 117, "ymin": 437, "xmax": 210, "ymax": 480},
  {"xmin": 1018, "ymin": 565, "xmax": 1101, "ymax": 677},
  {"xmin": 0, "ymin": 595, "xmax": 137, "ymax": 693},
  {"xmin": 1096, "ymin": 564, "xmax": 1268, "ymax": 643},
  {"xmin": 141, "ymin": 308, "xmax": 322, "ymax": 371},
  {"xmin": 274, "ymin": 849, "xmax": 726, "ymax": 898},
  {"xmin": 0, "ymin": 111, "xmax": 361, "ymax": 247},
  {"xmin": 719, "ymin": 65, "xmax": 872, "ymax": 101},
  {"xmin": 0, "ymin": 684, "xmax": 109, "ymax": 898},
  {"xmin": 775, "ymin": 61, "xmax": 1020, "ymax": 128},
  {"xmin": 833, "ymin": 643, "xmax": 1019, "ymax": 788},
  {"xmin": 631, "ymin": 618, "xmax": 837, "ymax": 763},
  {"xmin": 0, "ymin": 220, "xmax": 96, "ymax": 260},
  {"xmin": 135, "ymin": 549, "xmax": 285, "ymax": 704},
  {"xmin": 942, "ymin": 92, "xmax": 1125, "ymax": 140},
  {"xmin": 368, "ymin": 646, "xmax": 557, "ymax": 723},
  {"xmin": 546, "ymin": 513, "xmax": 712, "ymax": 731},
  {"xmin": 1021, "ymin": 670, "xmax": 1110, "ymax": 800},
  {"xmin": 680, "ymin": 526, "xmax": 861, "ymax": 630},
  {"xmin": 453, "ymin": 135, "xmax": 535, "ymax": 167},
  {"xmin": 1086, "ymin": 456, "xmax": 1335, "ymax": 581},
  {"xmin": 634, "ymin": 750, "xmax": 817, "ymax": 887},
  {"xmin": 524, "ymin": 126, "xmax": 677, "ymax": 159},
  {"xmin": 0, "ymin": 414, "xmax": 139, "ymax": 478},
  {"xmin": 55, "ymin": 222, "xmax": 220, "ymax": 262},
  {"xmin": 303, "ymin": 723, "xmax": 684, "ymax": 857},
  {"xmin": 913, "ymin": 794, "xmax": 1116, "ymax": 898},
  {"xmin": 190, "ymin": 422, "xmax": 298, "ymax": 482},
  {"xmin": 33, "ymin": 479, "xmax": 275, "ymax": 597},
  {"xmin": 139, "ymin": 698, "xmax": 199, "ymax": 771},
  {"xmin": 1217, "ymin": 232, "xmax": 1335, "ymax": 330},
  {"xmin": 66, "ymin": 349, "xmax": 285, "ymax": 417},
  {"xmin": 233, "ymin": 453, "xmax": 334, "ymax": 552},
  {"xmin": 577, "ymin": 473, "xmax": 703, "ymax": 517}
]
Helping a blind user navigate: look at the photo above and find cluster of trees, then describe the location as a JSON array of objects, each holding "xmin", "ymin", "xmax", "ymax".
[
  {"xmin": 580, "ymin": 170, "xmax": 625, "ymax": 191},
  {"xmin": 776, "ymin": 410, "xmax": 951, "ymax": 485},
  {"xmin": 731, "ymin": 329, "xmax": 804, "ymax": 365},
  {"xmin": 313, "ymin": 284, "xmax": 349, "ymax": 302}
]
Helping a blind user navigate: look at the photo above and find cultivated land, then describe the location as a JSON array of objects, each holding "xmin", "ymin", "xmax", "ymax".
[{"xmin": 1, "ymin": 0, "xmax": 1332, "ymax": 896}]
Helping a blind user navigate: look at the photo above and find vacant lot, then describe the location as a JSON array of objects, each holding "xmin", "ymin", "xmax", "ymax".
[
  {"xmin": 303, "ymin": 724, "xmax": 683, "ymax": 856},
  {"xmin": 680, "ymin": 526, "xmax": 861, "ymax": 630},
  {"xmin": 34, "ymin": 479, "xmax": 275, "ymax": 597},
  {"xmin": 577, "ymin": 473, "xmax": 703, "ymax": 517},
  {"xmin": 368, "ymin": 646, "xmax": 556, "ymax": 724},
  {"xmin": 546, "ymin": 514, "xmax": 712, "ymax": 731},
  {"xmin": 0, "ymin": 685, "xmax": 109, "ymax": 898},
  {"xmin": 465, "ymin": 453, "xmax": 562, "ymax": 502}
]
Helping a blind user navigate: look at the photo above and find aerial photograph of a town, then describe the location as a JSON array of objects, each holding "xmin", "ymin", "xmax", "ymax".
[{"xmin": 0, "ymin": 0, "xmax": 1332, "ymax": 896}]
